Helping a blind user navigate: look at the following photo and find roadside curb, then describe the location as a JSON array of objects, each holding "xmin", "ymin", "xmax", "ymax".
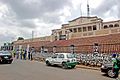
[
  {"xmin": 33, "ymin": 59, "xmax": 101, "ymax": 71},
  {"xmin": 76, "ymin": 65, "xmax": 100, "ymax": 71}
]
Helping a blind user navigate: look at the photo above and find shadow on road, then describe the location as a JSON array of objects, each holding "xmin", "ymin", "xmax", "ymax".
[
  {"xmin": 0, "ymin": 63, "xmax": 11, "ymax": 65},
  {"xmin": 102, "ymin": 73, "xmax": 108, "ymax": 77},
  {"xmin": 46, "ymin": 65, "xmax": 76, "ymax": 70},
  {"xmin": 101, "ymin": 73, "xmax": 115, "ymax": 79}
]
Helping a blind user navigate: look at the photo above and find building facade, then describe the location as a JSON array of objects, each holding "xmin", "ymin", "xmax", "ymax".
[
  {"xmin": 13, "ymin": 16, "xmax": 120, "ymax": 53},
  {"xmin": 51, "ymin": 16, "xmax": 120, "ymax": 41}
]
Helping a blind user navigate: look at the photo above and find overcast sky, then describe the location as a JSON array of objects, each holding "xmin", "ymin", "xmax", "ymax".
[{"xmin": 0, "ymin": 0, "xmax": 120, "ymax": 46}]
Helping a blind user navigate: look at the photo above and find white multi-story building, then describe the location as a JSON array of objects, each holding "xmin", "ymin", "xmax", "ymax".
[{"xmin": 51, "ymin": 16, "xmax": 120, "ymax": 41}]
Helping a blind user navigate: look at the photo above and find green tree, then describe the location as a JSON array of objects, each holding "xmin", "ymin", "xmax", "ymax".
[{"xmin": 17, "ymin": 37, "xmax": 24, "ymax": 40}]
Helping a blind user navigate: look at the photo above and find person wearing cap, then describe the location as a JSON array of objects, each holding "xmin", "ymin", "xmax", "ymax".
[{"xmin": 112, "ymin": 53, "xmax": 119, "ymax": 78}]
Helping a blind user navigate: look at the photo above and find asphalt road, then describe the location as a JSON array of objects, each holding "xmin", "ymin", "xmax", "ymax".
[{"xmin": 0, "ymin": 59, "xmax": 116, "ymax": 80}]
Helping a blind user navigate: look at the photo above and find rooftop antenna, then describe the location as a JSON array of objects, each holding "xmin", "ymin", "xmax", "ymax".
[
  {"xmin": 87, "ymin": 0, "xmax": 90, "ymax": 17},
  {"xmin": 80, "ymin": 3, "xmax": 82, "ymax": 17}
]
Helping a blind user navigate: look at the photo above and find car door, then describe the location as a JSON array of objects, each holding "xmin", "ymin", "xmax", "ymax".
[
  {"xmin": 57, "ymin": 54, "xmax": 65, "ymax": 65},
  {"xmin": 51, "ymin": 54, "xmax": 58, "ymax": 65}
]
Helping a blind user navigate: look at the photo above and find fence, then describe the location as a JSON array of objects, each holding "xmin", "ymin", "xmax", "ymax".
[
  {"xmin": 32, "ymin": 43, "xmax": 120, "ymax": 67},
  {"xmin": 36, "ymin": 43, "xmax": 120, "ymax": 54}
]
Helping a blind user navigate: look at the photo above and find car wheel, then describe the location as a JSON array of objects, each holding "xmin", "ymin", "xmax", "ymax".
[
  {"xmin": 107, "ymin": 69, "xmax": 115, "ymax": 78},
  {"xmin": 71, "ymin": 65, "xmax": 76, "ymax": 69},
  {"xmin": 46, "ymin": 61, "xmax": 51, "ymax": 66},
  {"xmin": 8, "ymin": 61, "xmax": 12, "ymax": 64},
  {"xmin": 62, "ymin": 63, "xmax": 68, "ymax": 69},
  {"xmin": 72, "ymin": 65, "xmax": 76, "ymax": 68}
]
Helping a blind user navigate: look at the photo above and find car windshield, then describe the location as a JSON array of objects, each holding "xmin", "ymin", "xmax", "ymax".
[
  {"xmin": 67, "ymin": 54, "xmax": 76, "ymax": 58},
  {"xmin": 0, "ymin": 51, "xmax": 10, "ymax": 54}
]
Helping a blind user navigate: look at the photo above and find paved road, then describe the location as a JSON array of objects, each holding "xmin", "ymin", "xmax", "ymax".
[{"xmin": 0, "ymin": 59, "xmax": 116, "ymax": 80}]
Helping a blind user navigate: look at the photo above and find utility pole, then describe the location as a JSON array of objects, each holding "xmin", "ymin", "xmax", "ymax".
[
  {"xmin": 32, "ymin": 31, "xmax": 34, "ymax": 41},
  {"xmin": 87, "ymin": 0, "xmax": 90, "ymax": 17}
]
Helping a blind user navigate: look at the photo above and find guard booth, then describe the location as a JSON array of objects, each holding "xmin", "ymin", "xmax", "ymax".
[{"xmin": 93, "ymin": 43, "xmax": 99, "ymax": 55}]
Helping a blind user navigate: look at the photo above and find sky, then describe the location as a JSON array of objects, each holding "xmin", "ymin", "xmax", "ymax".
[{"xmin": 0, "ymin": 0, "xmax": 120, "ymax": 46}]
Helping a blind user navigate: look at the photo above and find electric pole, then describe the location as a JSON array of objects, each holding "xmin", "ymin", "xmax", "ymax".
[
  {"xmin": 87, "ymin": 0, "xmax": 90, "ymax": 17},
  {"xmin": 32, "ymin": 31, "xmax": 34, "ymax": 41}
]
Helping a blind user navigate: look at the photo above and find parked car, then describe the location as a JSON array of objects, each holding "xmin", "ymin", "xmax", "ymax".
[
  {"xmin": 0, "ymin": 51, "xmax": 13, "ymax": 64},
  {"xmin": 45, "ymin": 53, "xmax": 77, "ymax": 69},
  {"xmin": 101, "ymin": 57, "xmax": 120, "ymax": 78},
  {"xmin": 101, "ymin": 63, "xmax": 115, "ymax": 77}
]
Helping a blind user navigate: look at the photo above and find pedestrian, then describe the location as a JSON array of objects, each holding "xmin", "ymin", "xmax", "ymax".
[
  {"xmin": 24, "ymin": 50, "xmax": 27, "ymax": 60},
  {"xmin": 16, "ymin": 50, "xmax": 19, "ymax": 59},
  {"xmin": 28, "ymin": 51, "xmax": 30, "ymax": 60},
  {"xmin": 22, "ymin": 50, "xmax": 24, "ymax": 59},
  {"xmin": 25, "ymin": 50, "xmax": 27, "ymax": 60},
  {"xmin": 112, "ymin": 53, "xmax": 120, "ymax": 79},
  {"xmin": 12, "ymin": 50, "xmax": 16, "ymax": 58},
  {"xmin": 20, "ymin": 49, "xmax": 23, "ymax": 60},
  {"xmin": 30, "ymin": 50, "xmax": 33, "ymax": 61}
]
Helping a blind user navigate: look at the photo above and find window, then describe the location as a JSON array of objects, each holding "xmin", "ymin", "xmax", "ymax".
[
  {"xmin": 52, "ymin": 54, "xmax": 58, "ymax": 58},
  {"xmin": 78, "ymin": 28, "xmax": 82, "ymax": 32},
  {"xmin": 67, "ymin": 54, "xmax": 75, "ymax": 58},
  {"xmin": 104, "ymin": 25, "xmax": 108, "ymax": 29},
  {"xmin": 109, "ymin": 24, "xmax": 113, "ymax": 28},
  {"xmin": 93, "ymin": 25, "xmax": 97, "ymax": 30},
  {"xmin": 55, "ymin": 36, "xmax": 57, "ymax": 40},
  {"xmin": 69, "ymin": 29, "xmax": 72, "ymax": 32},
  {"xmin": 88, "ymin": 26, "xmax": 92, "ymax": 31},
  {"xmin": 59, "ymin": 31, "xmax": 62, "ymax": 35},
  {"xmin": 59, "ymin": 35, "xmax": 66, "ymax": 40},
  {"xmin": 114, "ymin": 24, "xmax": 119, "ymax": 27},
  {"xmin": 73, "ymin": 28, "xmax": 77, "ymax": 33},
  {"xmin": 65, "ymin": 31, "xmax": 67, "ymax": 34},
  {"xmin": 83, "ymin": 27, "xmax": 87, "ymax": 32},
  {"xmin": 58, "ymin": 54, "xmax": 64, "ymax": 58}
]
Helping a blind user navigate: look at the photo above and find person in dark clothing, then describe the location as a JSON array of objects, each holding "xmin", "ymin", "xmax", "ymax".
[
  {"xmin": 112, "ymin": 54, "xmax": 120, "ymax": 78},
  {"xmin": 23, "ymin": 50, "xmax": 27, "ymax": 60},
  {"xmin": 20, "ymin": 49, "xmax": 23, "ymax": 60},
  {"xmin": 30, "ymin": 50, "xmax": 33, "ymax": 60},
  {"xmin": 28, "ymin": 51, "xmax": 30, "ymax": 60},
  {"xmin": 16, "ymin": 50, "xmax": 19, "ymax": 59}
]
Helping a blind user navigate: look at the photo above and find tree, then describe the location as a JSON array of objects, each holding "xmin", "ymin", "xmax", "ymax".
[
  {"xmin": 17, "ymin": 37, "xmax": 24, "ymax": 40},
  {"xmin": 4, "ymin": 43, "xmax": 6, "ymax": 46}
]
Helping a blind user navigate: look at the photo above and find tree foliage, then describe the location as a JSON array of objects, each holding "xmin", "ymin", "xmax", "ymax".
[{"xmin": 17, "ymin": 37, "xmax": 24, "ymax": 40}]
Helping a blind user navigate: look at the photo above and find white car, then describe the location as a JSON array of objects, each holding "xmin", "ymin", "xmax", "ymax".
[{"xmin": 45, "ymin": 53, "xmax": 77, "ymax": 69}]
